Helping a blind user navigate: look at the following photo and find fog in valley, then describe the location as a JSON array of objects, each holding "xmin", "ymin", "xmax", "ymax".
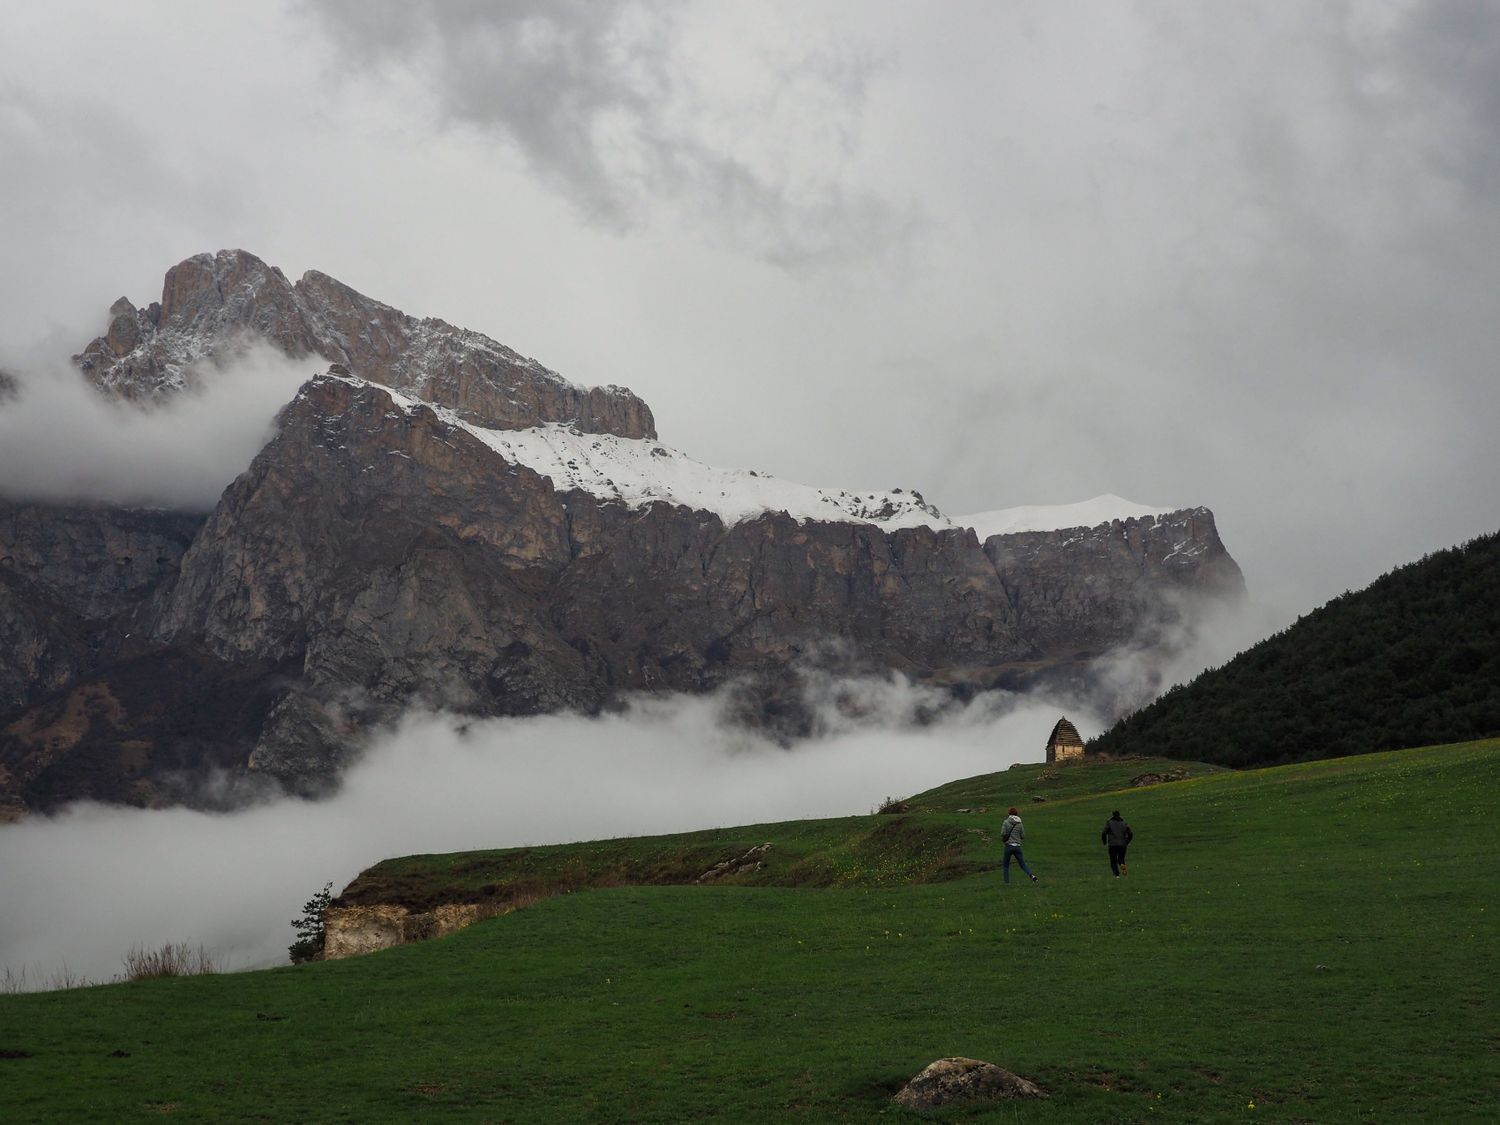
[{"xmin": 3, "ymin": 680, "xmax": 1093, "ymax": 988}]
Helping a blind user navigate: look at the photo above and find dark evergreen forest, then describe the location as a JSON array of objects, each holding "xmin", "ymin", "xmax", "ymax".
[{"xmin": 1090, "ymin": 530, "xmax": 1500, "ymax": 766}]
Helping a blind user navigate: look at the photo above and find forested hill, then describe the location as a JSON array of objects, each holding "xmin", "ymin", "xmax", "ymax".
[{"xmin": 1090, "ymin": 530, "xmax": 1500, "ymax": 767}]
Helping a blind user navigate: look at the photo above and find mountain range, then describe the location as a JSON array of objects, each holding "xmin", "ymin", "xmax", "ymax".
[{"xmin": 0, "ymin": 250, "xmax": 1244, "ymax": 817}]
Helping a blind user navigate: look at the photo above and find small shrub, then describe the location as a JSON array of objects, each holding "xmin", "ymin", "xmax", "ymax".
[
  {"xmin": 289, "ymin": 882, "xmax": 333, "ymax": 964},
  {"xmin": 875, "ymin": 796, "xmax": 909, "ymax": 815},
  {"xmin": 121, "ymin": 943, "xmax": 220, "ymax": 981},
  {"xmin": 1, "ymin": 964, "xmax": 94, "ymax": 993}
]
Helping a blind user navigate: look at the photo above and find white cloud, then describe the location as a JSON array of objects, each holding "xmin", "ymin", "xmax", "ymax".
[{"xmin": 0, "ymin": 344, "xmax": 317, "ymax": 511}]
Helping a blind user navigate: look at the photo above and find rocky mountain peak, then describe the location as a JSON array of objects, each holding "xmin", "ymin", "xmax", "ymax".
[
  {"xmin": 157, "ymin": 249, "xmax": 299, "ymax": 336},
  {"xmin": 73, "ymin": 249, "xmax": 656, "ymax": 439}
]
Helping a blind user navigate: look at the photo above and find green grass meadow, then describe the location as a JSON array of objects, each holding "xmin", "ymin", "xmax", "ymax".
[{"xmin": 1, "ymin": 742, "xmax": 1496, "ymax": 1122}]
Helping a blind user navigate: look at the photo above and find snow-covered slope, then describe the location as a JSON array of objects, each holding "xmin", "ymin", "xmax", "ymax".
[
  {"xmin": 367, "ymin": 377, "xmax": 1174, "ymax": 536},
  {"xmin": 955, "ymin": 495, "xmax": 1174, "ymax": 537}
]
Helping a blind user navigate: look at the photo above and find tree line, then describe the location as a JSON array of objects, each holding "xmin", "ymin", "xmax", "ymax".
[{"xmin": 1089, "ymin": 530, "xmax": 1500, "ymax": 767}]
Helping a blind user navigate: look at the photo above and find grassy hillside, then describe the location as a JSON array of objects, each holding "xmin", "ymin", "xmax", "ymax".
[
  {"xmin": 338, "ymin": 814, "xmax": 988, "ymax": 912},
  {"xmin": 1091, "ymin": 530, "xmax": 1500, "ymax": 766},
  {"xmin": 338, "ymin": 757, "xmax": 1221, "ymax": 911},
  {"xmin": 1, "ymin": 744, "xmax": 1496, "ymax": 1122}
]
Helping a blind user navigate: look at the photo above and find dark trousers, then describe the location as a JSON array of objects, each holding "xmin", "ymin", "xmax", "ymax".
[
  {"xmin": 1003, "ymin": 844, "xmax": 1034, "ymax": 883},
  {"xmin": 1108, "ymin": 845, "xmax": 1129, "ymax": 875}
]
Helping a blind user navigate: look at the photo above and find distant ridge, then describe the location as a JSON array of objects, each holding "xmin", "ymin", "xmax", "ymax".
[{"xmin": 1090, "ymin": 530, "xmax": 1500, "ymax": 766}]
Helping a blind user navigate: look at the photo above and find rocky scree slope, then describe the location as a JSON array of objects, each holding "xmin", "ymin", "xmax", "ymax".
[{"xmin": 0, "ymin": 250, "xmax": 1244, "ymax": 815}]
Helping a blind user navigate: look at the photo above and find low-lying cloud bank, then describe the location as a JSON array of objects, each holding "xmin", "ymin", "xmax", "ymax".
[
  {"xmin": 0, "ymin": 681, "xmax": 1086, "ymax": 988},
  {"xmin": 0, "ymin": 343, "xmax": 316, "ymax": 511}
]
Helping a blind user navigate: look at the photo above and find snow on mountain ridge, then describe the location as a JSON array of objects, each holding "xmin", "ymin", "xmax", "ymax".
[
  {"xmin": 955, "ymin": 495, "xmax": 1175, "ymax": 538},
  {"xmin": 343, "ymin": 375, "xmax": 1175, "ymax": 536}
]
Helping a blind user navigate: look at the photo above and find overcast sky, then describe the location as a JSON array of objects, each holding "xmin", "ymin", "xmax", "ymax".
[{"xmin": 4, "ymin": 1, "xmax": 1499, "ymax": 623}]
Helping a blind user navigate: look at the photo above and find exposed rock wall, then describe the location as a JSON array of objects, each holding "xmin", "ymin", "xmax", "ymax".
[
  {"xmin": 0, "ymin": 367, "xmax": 1244, "ymax": 809},
  {"xmin": 0, "ymin": 501, "xmax": 201, "ymax": 714},
  {"xmin": 322, "ymin": 902, "xmax": 503, "ymax": 960},
  {"xmin": 135, "ymin": 374, "xmax": 1240, "ymax": 787},
  {"xmin": 984, "ymin": 507, "xmax": 1244, "ymax": 656},
  {"xmin": 0, "ymin": 647, "xmax": 288, "ymax": 817}
]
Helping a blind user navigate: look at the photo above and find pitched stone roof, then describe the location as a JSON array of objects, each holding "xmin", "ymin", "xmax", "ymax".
[{"xmin": 1046, "ymin": 717, "xmax": 1083, "ymax": 749}]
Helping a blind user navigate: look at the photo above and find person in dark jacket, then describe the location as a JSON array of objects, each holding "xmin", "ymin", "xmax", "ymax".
[
  {"xmin": 1101, "ymin": 810, "xmax": 1134, "ymax": 877},
  {"xmin": 1000, "ymin": 806, "xmax": 1038, "ymax": 884}
]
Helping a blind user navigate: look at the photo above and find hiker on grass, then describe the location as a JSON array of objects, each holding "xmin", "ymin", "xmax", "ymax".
[
  {"xmin": 1101, "ymin": 810, "xmax": 1134, "ymax": 878},
  {"xmin": 1000, "ymin": 807, "xmax": 1038, "ymax": 884}
]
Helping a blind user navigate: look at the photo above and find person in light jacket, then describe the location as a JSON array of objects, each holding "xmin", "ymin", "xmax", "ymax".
[
  {"xmin": 1101, "ymin": 810, "xmax": 1134, "ymax": 877},
  {"xmin": 1000, "ymin": 807, "xmax": 1038, "ymax": 884}
]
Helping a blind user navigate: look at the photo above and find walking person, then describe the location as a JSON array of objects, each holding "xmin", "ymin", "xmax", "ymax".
[
  {"xmin": 1101, "ymin": 809, "xmax": 1134, "ymax": 877},
  {"xmin": 1000, "ymin": 806, "xmax": 1038, "ymax": 884}
]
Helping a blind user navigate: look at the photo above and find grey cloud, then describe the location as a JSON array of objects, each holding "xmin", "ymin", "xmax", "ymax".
[
  {"xmin": 1393, "ymin": 0, "xmax": 1500, "ymax": 195},
  {"xmin": 300, "ymin": 0, "xmax": 915, "ymax": 267},
  {"xmin": 0, "ymin": 83, "xmax": 252, "ymax": 352}
]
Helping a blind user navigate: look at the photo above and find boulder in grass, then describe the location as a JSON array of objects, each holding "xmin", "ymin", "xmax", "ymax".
[{"xmin": 892, "ymin": 1057, "xmax": 1045, "ymax": 1112}]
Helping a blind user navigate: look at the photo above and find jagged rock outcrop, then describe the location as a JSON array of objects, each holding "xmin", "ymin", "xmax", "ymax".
[
  {"xmin": 74, "ymin": 249, "xmax": 655, "ymax": 439},
  {"xmin": 983, "ymin": 509, "xmax": 1241, "ymax": 667},
  {"xmin": 0, "ymin": 250, "xmax": 1246, "ymax": 815},
  {"xmin": 322, "ymin": 902, "xmax": 505, "ymax": 960}
]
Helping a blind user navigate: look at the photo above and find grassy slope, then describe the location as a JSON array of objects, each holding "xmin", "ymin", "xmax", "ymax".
[
  {"xmin": 1, "ymin": 745, "xmax": 1496, "ymax": 1123},
  {"xmin": 338, "ymin": 814, "xmax": 989, "ymax": 910},
  {"xmin": 336, "ymin": 757, "xmax": 1217, "ymax": 909}
]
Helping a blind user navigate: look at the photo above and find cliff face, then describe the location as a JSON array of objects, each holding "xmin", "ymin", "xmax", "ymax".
[
  {"xmin": 0, "ymin": 251, "xmax": 1245, "ymax": 815},
  {"xmin": 984, "ymin": 509, "xmax": 1244, "ymax": 657},
  {"xmin": 0, "ymin": 501, "xmax": 202, "ymax": 714},
  {"xmin": 129, "ymin": 372, "xmax": 1239, "ymax": 789},
  {"xmin": 0, "ymin": 502, "xmax": 231, "ymax": 819},
  {"xmin": 137, "ymin": 375, "xmax": 1032, "ymax": 781}
]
